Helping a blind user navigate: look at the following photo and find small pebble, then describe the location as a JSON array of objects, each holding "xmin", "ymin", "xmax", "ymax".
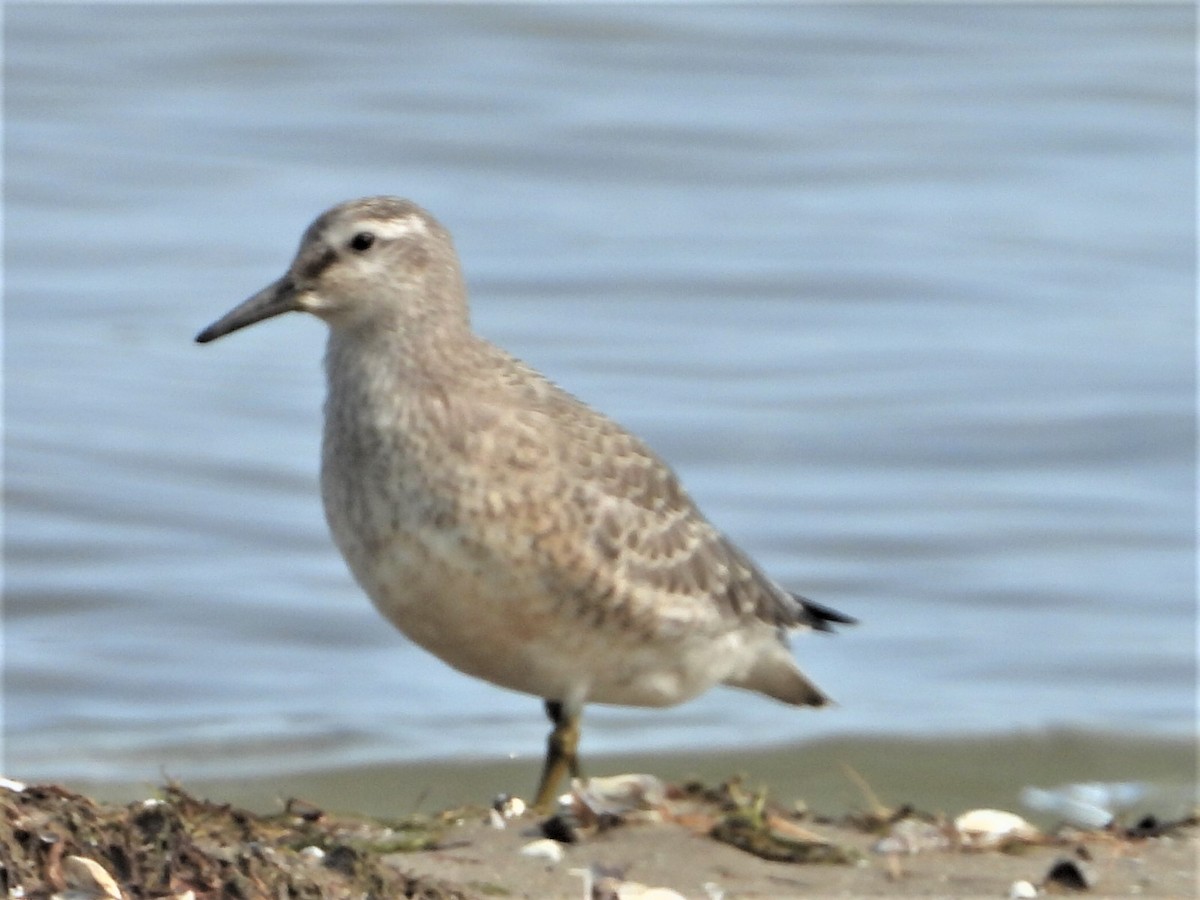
[
  {"xmin": 873, "ymin": 818, "xmax": 949, "ymax": 854},
  {"xmin": 489, "ymin": 792, "xmax": 526, "ymax": 828},
  {"xmin": 540, "ymin": 813, "xmax": 578, "ymax": 843},
  {"xmin": 591, "ymin": 875, "xmax": 686, "ymax": 900},
  {"xmin": 1044, "ymin": 858, "xmax": 1093, "ymax": 892},
  {"xmin": 498, "ymin": 793, "xmax": 527, "ymax": 816},
  {"xmin": 1009, "ymin": 879, "xmax": 1039, "ymax": 899}
]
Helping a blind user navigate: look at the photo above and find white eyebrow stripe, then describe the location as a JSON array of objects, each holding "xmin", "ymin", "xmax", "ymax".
[{"xmin": 357, "ymin": 215, "xmax": 429, "ymax": 240}]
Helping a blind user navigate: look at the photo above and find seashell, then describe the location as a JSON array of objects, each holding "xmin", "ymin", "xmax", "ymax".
[
  {"xmin": 53, "ymin": 856, "xmax": 123, "ymax": 900},
  {"xmin": 954, "ymin": 809, "xmax": 1039, "ymax": 848},
  {"xmin": 571, "ymin": 773, "xmax": 667, "ymax": 817},
  {"xmin": 519, "ymin": 837, "xmax": 565, "ymax": 864}
]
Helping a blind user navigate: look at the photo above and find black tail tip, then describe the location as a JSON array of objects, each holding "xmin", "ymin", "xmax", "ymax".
[{"xmin": 792, "ymin": 593, "xmax": 858, "ymax": 632}]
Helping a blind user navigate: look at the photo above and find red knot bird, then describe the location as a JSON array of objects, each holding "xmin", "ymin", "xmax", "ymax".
[{"xmin": 196, "ymin": 197, "xmax": 855, "ymax": 809}]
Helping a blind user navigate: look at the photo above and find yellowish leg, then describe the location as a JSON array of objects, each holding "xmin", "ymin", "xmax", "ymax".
[{"xmin": 532, "ymin": 700, "xmax": 582, "ymax": 810}]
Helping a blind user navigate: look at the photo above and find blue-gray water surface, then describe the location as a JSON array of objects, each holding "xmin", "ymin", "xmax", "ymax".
[{"xmin": 4, "ymin": 4, "xmax": 1195, "ymax": 783}]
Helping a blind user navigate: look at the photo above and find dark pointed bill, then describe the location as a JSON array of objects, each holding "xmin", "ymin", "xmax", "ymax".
[{"xmin": 195, "ymin": 277, "xmax": 299, "ymax": 343}]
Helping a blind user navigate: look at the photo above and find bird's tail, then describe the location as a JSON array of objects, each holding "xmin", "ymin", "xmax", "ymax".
[{"xmin": 724, "ymin": 644, "xmax": 834, "ymax": 708}]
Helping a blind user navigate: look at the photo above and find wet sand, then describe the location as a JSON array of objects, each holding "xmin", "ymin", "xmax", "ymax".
[{"xmin": 70, "ymin": 730, "xmax": 1196, "ymax": 825}]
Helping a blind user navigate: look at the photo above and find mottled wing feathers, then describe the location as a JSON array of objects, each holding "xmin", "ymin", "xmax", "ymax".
[{"xmin": 457, "ymin": 354, "xmax": 844, "ymax": 639}]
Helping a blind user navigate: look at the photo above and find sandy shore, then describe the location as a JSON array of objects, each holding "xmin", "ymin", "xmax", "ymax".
[{"xmin": 3, "ymin": 773, "xmax": 1195, "ymax": 899}]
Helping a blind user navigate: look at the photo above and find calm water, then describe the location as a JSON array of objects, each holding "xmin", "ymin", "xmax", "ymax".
[{"xmin": 4, "ymin": 5, "xmax": 1195, "ymax": 784}]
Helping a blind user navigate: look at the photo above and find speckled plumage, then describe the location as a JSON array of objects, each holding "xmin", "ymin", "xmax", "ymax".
[{"xmin": 197, "ymin": 196, "xmax": 853, "ymax": 805}]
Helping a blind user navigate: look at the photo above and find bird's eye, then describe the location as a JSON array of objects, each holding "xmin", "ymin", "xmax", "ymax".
[{"xmin": 349, "ymin": 232, "xmax": 375, "ymax": 252}]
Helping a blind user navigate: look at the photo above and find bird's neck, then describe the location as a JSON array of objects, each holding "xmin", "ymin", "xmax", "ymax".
[{"xmin": 323, "ymin": 310, "xmax": 478, "ymax": 401}]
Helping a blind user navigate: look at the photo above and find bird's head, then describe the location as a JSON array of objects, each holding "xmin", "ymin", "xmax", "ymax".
[{"xmin": 196, "ymin": 196, "xmax": 467, "ymax": 344}]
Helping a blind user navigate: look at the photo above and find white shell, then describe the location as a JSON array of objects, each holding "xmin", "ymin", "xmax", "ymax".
[
  {"xmin": 53, "ymin": 856, "xmax": 123, "ymax": 900},
  {"xmin": 954, "ymin": 809, "xmax": 1039, "ymax": 847},
  {"xmin": 572, "ymin": 773, "xmax": 666, "ymax": 816},
  {"xmin": 519, "ymin": 838, "xmax": 565, "ymax": 864}
]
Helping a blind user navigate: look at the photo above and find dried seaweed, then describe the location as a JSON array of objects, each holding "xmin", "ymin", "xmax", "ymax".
[{"xmin": 0, "ymin": 782, "xmax": 471, "ymax": 900}]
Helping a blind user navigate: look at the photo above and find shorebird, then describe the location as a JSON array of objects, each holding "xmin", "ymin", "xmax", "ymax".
[{"xmin": 196, "ymin": 197, "xmax": 855, "ymax": 809}]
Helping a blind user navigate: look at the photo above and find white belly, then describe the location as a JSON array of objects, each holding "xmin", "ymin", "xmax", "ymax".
[{"xmin": 333, "ymin": 522, "xmax": 744, "ymax": 709}]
